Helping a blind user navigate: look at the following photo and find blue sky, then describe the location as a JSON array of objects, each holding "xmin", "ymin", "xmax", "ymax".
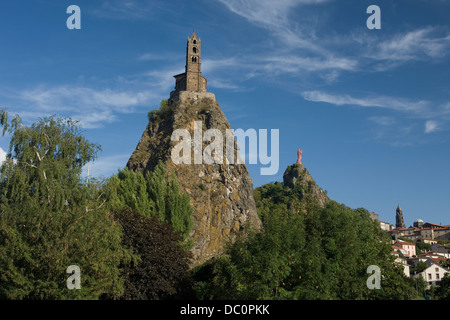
[{"xmin": 0, "ymin": 0, "xmax": 449, "ymax": 227}]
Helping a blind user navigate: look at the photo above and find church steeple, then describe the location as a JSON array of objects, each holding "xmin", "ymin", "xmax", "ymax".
[{"xmin": 396, "ymin": 204, "xmax": 405, "ymax": 229}]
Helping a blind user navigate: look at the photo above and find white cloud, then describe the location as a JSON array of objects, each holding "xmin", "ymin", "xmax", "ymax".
[
  {"xmin": 21, "ymin": 86, "xmax": 152, "ymax": 111},
  {"xmin": 207, "ymin": 79, "xmax": 242, "ymax": 90},
  {"xmin": 216, "ymin": 0, "xmax": 329, "ymax": 29},
  {"xmin": 3, "ymin": 63, "xmax": 185, "ymax": 128},
  {"xmin": 0, "ymin": 147, "xmax": 7, "ymax": 166},
  {"xmin": 137, "ymin": 52, "xmax": 182, "ymax": 62},
  {"xmin": 217, "ymin": 0, "xmax": 450, "ymax": 78},
  {"xmin": 215, "ymin": 0, "xmax": 332, "ymax": 56},
  {"xmin": 303, "ymin": 91, "xmax": 450, "ymax": 142},
  {"xmin": 375, "ymin": 27, "xmax": 450, "ymax": 62},
  {"xmin": 201, "ymin": 58, "xmax": 240, "ymax": 73},
  {"xmin": 354, "ymin": 27, "xmax": 450, "ymax": 71},
  {"xmin": 425, "ymin": 120, "xmax": 440, "ymax": 133},
  {"xmin": 92, "ymin": 0, "xmax": 160, "ymax": 20},
  {"xmin": 368, "ymin": 116, "xmax": 396, "ymax": 126},
  {"xmin": 261, "ymin": 55, "xmax": 358, "ymax": 73},
  {"xmin": 15, "ymin": 85, "xmax": 157, "ymax": 128},
  {"xmin": 302, "ymin": 91, "xmax": 430, "ymax": 115}
]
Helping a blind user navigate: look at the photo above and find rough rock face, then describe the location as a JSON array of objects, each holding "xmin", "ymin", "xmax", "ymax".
[
  {"xmin": 283, "ymin": 163, "xmax": 329, "ymax": 208},
  {"xmin": 127, "ymin": 93, "xmax": 262, "ymax": 268}
]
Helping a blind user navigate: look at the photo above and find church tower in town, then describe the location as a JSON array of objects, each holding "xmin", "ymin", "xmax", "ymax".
[{"xmin": 396, "ymin": 205, "xmax": 406, "ymax": 229}]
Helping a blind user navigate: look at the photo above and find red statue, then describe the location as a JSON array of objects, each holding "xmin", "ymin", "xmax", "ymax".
[{"xmin": 296, "ymin": 148, "xmax": 303, "ymax": 165}]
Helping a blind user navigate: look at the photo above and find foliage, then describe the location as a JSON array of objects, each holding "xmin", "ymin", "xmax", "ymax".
[
  {"xmin": 435, "ymin": 274, "xmax": 450, "ymax": 300},
  {"xmin": 112, "ymin": 207, "xmax": 194, "ymax": 300},
  {"xmin": 106, "ymin": 162, "xmax": 194, "ymax": 248},
  {"xmin": 196, "ymin": 209, "xmax": 306, "ymax": 300},
  {"xmin": 0, "ymin": 111, "xmax": 131, "ymax": 299},
  {"xmin": 253, "ymin": 182, "xmax": 298, "ymax": 217},
  {"xmin": 107, "ymin": 168, "xmax": 153, "ymax": 217},
  {"xmin": 148, "ymin": 99, "xmax": 172, "ymax": 124},
  {"xmin": 195, "ymin": 179, "xmax": 419, "ymax": 300},
  {"xmin": 413, "ymin": 276, "xmax": 427, "ymax": 299},
  {"xmin": 416, "ymin": 241, "xmax": 431, "ymax": 254},
  {"xmin": 411, "ymin": 261, "xmax": 428, "ymax": 274},
  {"xmin": 440, "ymin": 259, "xmax": 450, "ymax": 269}
]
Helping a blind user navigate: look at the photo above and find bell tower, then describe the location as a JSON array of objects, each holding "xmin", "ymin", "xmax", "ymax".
[
  {"xmin": 185, "ymin": 30, "xmax": 205, "ymax": 92},
  {"xmin": 187, "ymin": 31, "xmax": 200, "ymax": 74},
  {"xmin": 172, "ymin": 30, "xmax": 207, "ymax": 96},
  {"xmin": 395, "ymin": 205, "xmax": 405, "ymax": 229}
]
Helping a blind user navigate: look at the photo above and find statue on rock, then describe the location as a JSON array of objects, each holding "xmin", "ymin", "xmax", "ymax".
[{"xmin": 296, "ymin": 148, "xmax": 303, "ymax": 165}]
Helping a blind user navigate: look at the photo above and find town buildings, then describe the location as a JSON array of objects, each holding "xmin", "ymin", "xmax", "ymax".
[{"xmin": 371, "ymin": 206, "xmax": 450, "ymax": 288}]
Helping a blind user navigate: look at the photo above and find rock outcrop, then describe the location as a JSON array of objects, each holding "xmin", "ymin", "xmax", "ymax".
[
  {"xmin": 127, "ymin": 93, "xmax": 262, "ymax": 268},
  {"xmin": 283, "ymin": 163, "xmax": 329, "ymax": 208}
]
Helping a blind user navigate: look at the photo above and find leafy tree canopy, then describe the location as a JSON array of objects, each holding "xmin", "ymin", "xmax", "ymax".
[
  {"xmin": 113, "ymin": 207, "xmax": 194, "ymax": 300},
  {"xmin": 194, "ymin": 179, "xmax": 419, "ymax": 300},
  {"xmin": 106, "ymin": 162, "xmax": 194, "ymax": 248},
  {"xmin": 0, "ymin": 110, "xmax": 131, "ymax": 299}
]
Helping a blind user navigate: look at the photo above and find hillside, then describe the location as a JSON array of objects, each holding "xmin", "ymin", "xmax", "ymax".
[{"xmin": 126, "ymin": 96, "xmax": 262, "ymax": 268}]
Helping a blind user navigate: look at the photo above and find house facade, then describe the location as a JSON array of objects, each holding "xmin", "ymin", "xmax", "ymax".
[
  {"xmin": 413, "ymin": 263, "xmax": 450, "ymax": 286},
  {"xmin": 394, "ymin": 240, "xmax": 416, "ymax": 258}
]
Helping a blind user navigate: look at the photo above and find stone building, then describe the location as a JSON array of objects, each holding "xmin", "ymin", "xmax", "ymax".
[
  {"xmin": 368, "ymin": 211, "xmax": 393, "ymax": 231},
  {"xmin": 413, "ymin": 218, "xmax": 424, "ymax": 228},
  {"xmin": 396, "ymin": 204, "xmax": 406, "ymax": 229},
  {"xmin": 170, "ymin": 30, "xmax": 209, "ymax": 104}
]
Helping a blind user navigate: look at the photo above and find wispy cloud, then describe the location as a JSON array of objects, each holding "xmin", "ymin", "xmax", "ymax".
[
  {"xmin": 14, "ymin": 85, "xmax": 156, "ymax": 128},
  {"xmin": 216, "ymin": 0, "xmax": 332, "ymax": 56},
  {"xmin": 261, "ymin": 55, "xmax": 358, "ymax": 74},
  {"xmin": 302, "ymin": 90, "xmax": 431, "ymax": 115},
  {"xmin": 91, "ymin": 0, "xmax": 165, "ymax": 20},
  {"xmin": 0, "ymin": 58, "xmax": 184, "ymax": 128},
  {"xmin": 368, "ymin": 116, "xmax": 396, "ymax": 126},
  {"xmin": 357, "ymin": 26, "xmax": 450, "ymax": 71},
  {"xmin": 215, "ymin": 0, "xmax": 450, "ymax": 79},
  {"xmin": 303, "ymin": 90, "xmax": 450, "ymax": 143},
  {"xmin": 137, "ymin": 52, "xmax": 183, "ymax": 62},
  {"xmin": 216, "ymin": 0, "xmax": 325, "ymax": 27},
  {"xmin": 373, "ymin": 27, "xmax": 450, "ymax": 61},
  {"xmin": 425, "ymin": 120, "xmax": 440, "ymax": 133},
  {"xmin": 210, "ymin": 0, "xmax": 352, "ymax": 90}
]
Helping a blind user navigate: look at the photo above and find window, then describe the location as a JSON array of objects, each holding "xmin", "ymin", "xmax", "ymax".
[
  {"xmin": 192, "ymin": 57, "xmax": 197, "ymax": 63},
  {"xmin": 193, "ymin": 47, "xmax": 197, "ymax": 53},
  {"xmin": 435, "ymin": 268, "xmax": 439, "ymax": 272},
  {"xmin": 193, "ymin": 40, "xmax": 197, "ymax": 44},
  {"xmin": 428, "ymin": 274, "xmax": 432, "ymax": 280},
  {"xmin": 436, "ymin": 274, "xmax": 440, "ymax": 280}
]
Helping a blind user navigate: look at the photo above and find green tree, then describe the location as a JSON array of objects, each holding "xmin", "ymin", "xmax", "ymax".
[
  {"xmin": 148, "ymin": 99, "xmax": 171, "ymax": 123},
  {"xmin": 416, "ymin": 241, "xmax": 431, "ymax": 255},
  {"xmin": 107, "ymin": 162, "xmax": 193, "ymax": 248},
  {"xmin": 197, "ymin": 183, "xmax": 419, "ymax": 300},
  {"xmin": 0, "ymin": 111, "xmax": 131, "ymax": 299},
  {"xmin": 435, "ymin": 274, "xmax": 450, "ymax": 300},
  {"xmin": 411, "ymin": 261, "xmax": 428, "ymax": 273},
  {"xmin": 113, "ymin": 207, "xmax": 194, "ymax": 300},
  {"xmin": 440, "ymin": 259, "xmax": 450, "ymax": 269},
  {"xmin": 413, "ymin": 276, "xmax": 427, "ymax": 299},
  {"xmin": 107, "ymin": 167, "xmax": 153, "ymax": 216}
]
